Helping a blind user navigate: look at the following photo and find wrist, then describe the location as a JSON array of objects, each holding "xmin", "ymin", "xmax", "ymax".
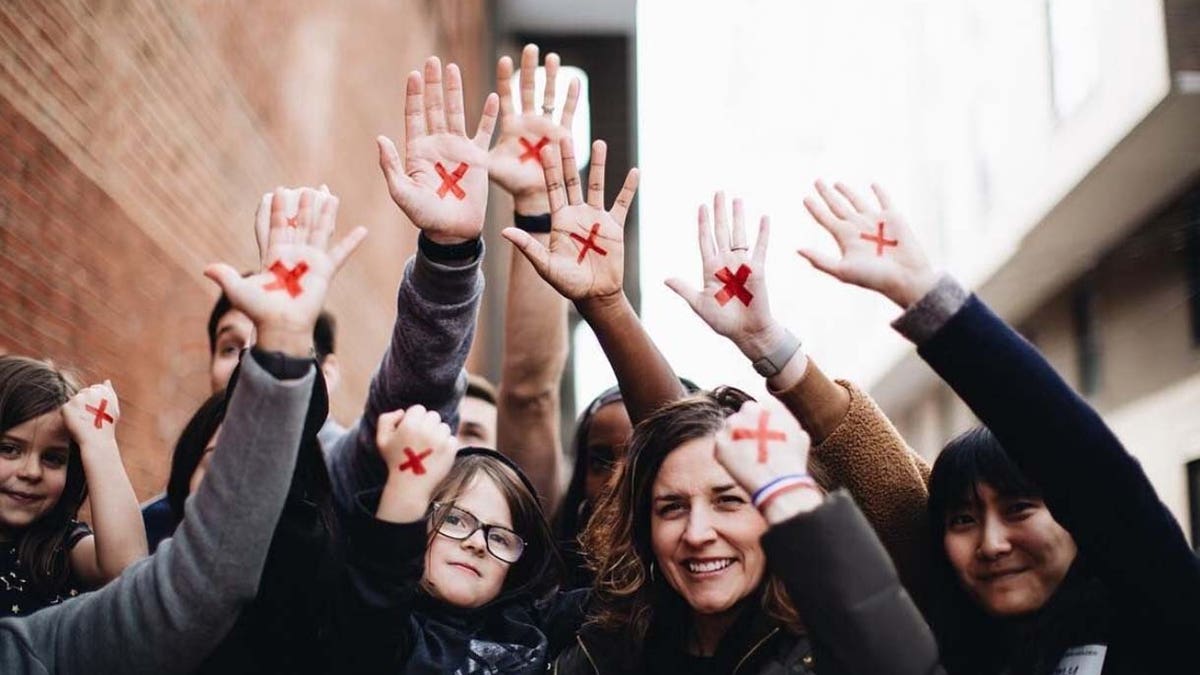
[
  {"xmin": 735, "ymin": 322, "xmax": 789, "ymax": 362},
  {"xmin": 254, "ymin": 325, "xmax": 314, "ymax": 358},
  {"xmin": 888, "ymin": 268, "xmax": 941, "ymax": 309},
  {"xmin": 77, "ymin": 437, "xmax": 119, "ymax": 458},
  {"xmin": 575, "ymin": 291, "xmax": 629, "ymax": 322},
  {"xmin": 513, "ymin": 190, "xmax": 551, "ymax": 216},
  {"xmin": 760, "ymin": 485, "xmax": 824, "ymax": 523}
]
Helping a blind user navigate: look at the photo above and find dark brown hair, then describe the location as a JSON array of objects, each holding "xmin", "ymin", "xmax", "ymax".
[
  {"xmin": 582, "ymin": 386, "xmax": 828, "ymax": 643},
  {"xmin": 0, "ymin": 356, "xmax": 88, "ymax": 594}
]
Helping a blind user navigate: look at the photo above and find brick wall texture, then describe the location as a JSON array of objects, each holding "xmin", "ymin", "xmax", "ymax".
[{"xmin": 0, "ymin": 0, "xmax": 491, "ymax": 501}]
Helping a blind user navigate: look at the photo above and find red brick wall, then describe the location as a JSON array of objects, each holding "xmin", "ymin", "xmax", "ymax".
[{"xmin": 0, "ymin": 0, "xmax": 491, "ymax": 501}]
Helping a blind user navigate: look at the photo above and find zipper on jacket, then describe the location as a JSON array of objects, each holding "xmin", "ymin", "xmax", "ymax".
[{"xmin": 732, "ymin": 627, "xmax": 781, "ymax": 675}]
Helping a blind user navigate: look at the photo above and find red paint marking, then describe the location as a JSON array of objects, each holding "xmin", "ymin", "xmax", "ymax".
[
  {"xmin": 518, "ymin": 136, "xmax": 550, "ymax": 163},
  {"xmin": 569, "ymin": 223, "xmax": 608, "ymax": 264},
  {"xmin": 435, "ymin": 162, "xmax": 469, "ymax": 200},
  {"xmin": 85, "ymin": 399, "xmax": 114, "ymax": 429},
  {"xmin": 860, "ymin": 221, "xmax": 898, "ymax": 256},
  {"xmin": 263, "ymin": 260, "xmax": 310, "ymax": 298},
  {"xmin": 731, "ymin": 410, "xmax": 786, "ymax": 463},
  {"xmin": 286, "ymin": 214, "xmax": 299, "ymax": 229},
  {"xmin": 397, "ymin": 447, "xmax": 434, "ymax": 475},
  {"xmin": 714, "ymin": 264, "xmax": 754, "ymax": 306}
]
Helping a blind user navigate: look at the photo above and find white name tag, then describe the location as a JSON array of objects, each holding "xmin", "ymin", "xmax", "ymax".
[{"xmin": 1052, "ymin": 644, "xmax": 1107, "ymax": 675}]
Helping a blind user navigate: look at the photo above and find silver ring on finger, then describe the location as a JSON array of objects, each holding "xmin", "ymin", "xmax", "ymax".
[{"xmin": 542, "ymin": 105, "xmax": 556, "ymax": 114}]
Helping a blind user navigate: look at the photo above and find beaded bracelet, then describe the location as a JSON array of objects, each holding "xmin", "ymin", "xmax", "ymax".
[{"xmin": 751, "ymin": 473, "xmax": 817, "ymax": 510}]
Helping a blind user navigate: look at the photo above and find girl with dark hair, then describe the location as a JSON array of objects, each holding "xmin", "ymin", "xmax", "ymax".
[
  {"xmin": 800, "ymin": 179, "xmax": 1200, "ymax": 673},
  {"xmin": 342, "ymin": 403, "xmax": 585, "ymax": 674},
  {"xmin": 0, "ymin": 357, "xmax": 146, "ymax": 616}
]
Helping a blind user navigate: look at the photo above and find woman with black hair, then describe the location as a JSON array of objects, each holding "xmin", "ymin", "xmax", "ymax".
[{"xmin": 799, "ymin": 179, "xmax": 1200, "ymax": 673}]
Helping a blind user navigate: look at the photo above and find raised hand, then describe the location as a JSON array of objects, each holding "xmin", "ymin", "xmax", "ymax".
[
  {"xmin": 377, "ymin": 56, "xmax": 500, "ymax": 245},
  {"xmin": 62, "ymin": 381, "xmax": 120, "ymax": 446},
  {"xmin": 665, "ymin": 193, "xmax": 789, "ymax": 361},
  {"xmin": 253, "ymin": 185, "xmax": 333, "ymax": 265},
  {"xmin": 489, "ymin": 44, "xmax": 581, "ymax": 211},
  {"xmin": 205, "ymin": 187, "xmax": 367, "ymax": 356},
  {"xmin": 501, "ymin": 137, "xmax": 639, "ymax": 302},
  {"xmin": 714, "ymin": 401, "xmax": 820, "ymax": 521},
  {"xmin": 798, "ymin": 181, "xmax": 939, "ymax": 308},
  {"xmin": 375, "ymin": 405, "xmax": 458, "ymax": 522}
]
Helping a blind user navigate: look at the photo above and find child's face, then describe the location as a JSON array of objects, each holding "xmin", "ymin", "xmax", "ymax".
[
  {"xmin": 423, "ymin": 476, "xmax": 515, "ymax": 608},
  {"xmin": 0, "ymin": 411, "xmax": 70, "ymax": 537}
]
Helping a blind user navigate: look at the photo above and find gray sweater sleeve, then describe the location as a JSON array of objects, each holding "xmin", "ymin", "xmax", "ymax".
[
  {"xmin": 0, "ymin": 353, "xmax": 315, "ymax": 675},
  {"xmin": 326, "ymin": 246, "xmax": 484, "ymax": 514}
]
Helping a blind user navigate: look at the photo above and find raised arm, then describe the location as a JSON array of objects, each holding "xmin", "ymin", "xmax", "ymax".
[
  {"xmin": 665, "ymin": 192, "xmax": 932, "ymax": 601},
  {"xmin": 0, "ymin": 187, "xmax": 363, "ymax": 673},
  {"xmin": 714, "ymin": 402, "xmax": 943, "ymax": 675},
  {"xmin": 61, "ymin": 381, "xmax": 147, "ymax": 585},
  {"xmin": 502, "ymin": 138, "xmax": 683, "ymax": 424},
  {"xmin": 489, "ymin": 45, "xmax": 578, "ymax": 509},
  {"xmin": 800, "ymin": 180, "xmax": 1200, "ymax": 643},
  {"xmin": 327, "ymin": 56, "xmax": 499, "ymax": 515}
]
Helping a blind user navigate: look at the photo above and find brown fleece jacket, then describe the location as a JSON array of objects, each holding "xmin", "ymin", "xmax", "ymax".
[{"xmin": 771, "ymin": 358, "xmax": 934, "ymax": 611}]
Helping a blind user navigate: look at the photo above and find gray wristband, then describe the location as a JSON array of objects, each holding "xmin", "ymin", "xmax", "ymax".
[{"xmin": 751, "ymin": 330, "xmax": 803, "ymax": 377}]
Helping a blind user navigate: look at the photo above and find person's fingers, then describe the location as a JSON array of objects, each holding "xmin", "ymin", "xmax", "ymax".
[
  {"xmin": 561, "ymin": 137, "xmax": 583, "ymax": 205},
  {"xmin": 712, "ymin": 191, "xmax": 731, "ymax": 250},
  {"xmin": 586, "ymin": 140, "xmax": 606, "ymax": 208},
  {"xmin": 609, "ymin": 168, "xmax": 640, "ymax": 225},
  {"xmin": 404, "ymin": 71, "xmax": 427, "ymax": 143},
  {"xmin": 797, "ymin": 247, "xmax": 844, "ymax": 279},
  {"xmin": 664, "ymin": 278, "xmax": 703, "ymax": 315},
  {"xmin": 835, "ymin": 182, "xmax": 870, "ymax": 213},
  {"xmin": 473, "ymin": 93, "xmax": 500, "ymax": 149},
  {"xmin": 560, "ymin": 77, "xmax": 581, "ymax": 130},
  {"xmin": 328, "ymin": 226, "xmax": 368, "ymax": 271},
  {"xmin": 802, "ymin": 195, "xmax": 847, "ymax": 243},
  {"xmin": 266, "ymin": 186, "xmax": 289, "ymax": 252},
  {"xmin": 496, "ymin": 55, "xmax": 516, "ymax": 119},
  {"xmin": 519, "ymin": 44, "xmax": 537, "ymax": 113},
  {"xmin": 542, "ymin": 52, "xmax": 559, "ymax": 118},
  {"xmin": 294, "ymin": 188, "xmax": 316, "ymax": 240},
  {"xmin": 445, "ymin": 63, "xmax": 467, "ymax": 135},
  {"xmin": 751, "ymin": 215, "xmax": 770, "ymax": 269},
  {"xmin": 539, "ymin": 140, "xmax": 569, "ymax": 213},
  {"xmin": 815, "ymin": 179, "xmax": 852, "ymax": 220},
  {"xmin": 310, "ymin": 194, "xmax": 339, "ymax": 250},
  {"xmin": 424, "ymin": 56, "xmax": 447, "ymax": 134},
  {"xmin": 254, "ymin": 192, "xmax": 272, "ymax": 265},
  {"xmin": 697, "ymin": 204, "xmax": 717, "ymax": 263},
  {"xmin": 730, "ymin": 197, "xmax": 749, "ymax": 251},
  {"xmin": 871, "ymin": 182, "xmax": 893, "ymax": 211},
  {"xmin": 501, "ymin": 227, "xmax": 552, "ymax": 278}
]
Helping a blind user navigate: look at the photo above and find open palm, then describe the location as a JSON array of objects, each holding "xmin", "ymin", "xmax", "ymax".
[
  {"xmin": 501, "ymin": 138, "xmax": 638, "ymax": 302},
  {"xmin": 378, "ymin": 57, "xmax": 498, "ymax": 244},
  {"xmin": 489, "ymin": 45, "xmax": 580, "ymax": 200}
]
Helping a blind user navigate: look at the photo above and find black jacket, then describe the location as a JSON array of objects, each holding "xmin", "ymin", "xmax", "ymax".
[
  {"xmin": 337, "ymin": 493, "xmax": 587, "ymax": 674},
  {"xmin": 906, "ymin": 283, "xmax": 1200, "ymax": 674},
  {"xmin": 554, "ymin": 492, "xmax": 943, "ymax": 675}
]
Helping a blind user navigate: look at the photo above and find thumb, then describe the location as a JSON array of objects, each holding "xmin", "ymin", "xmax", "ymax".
[
  {"xmin": 204, "ymin": 263, "xmax": 244, "ymax": 296},
  {"xmin": 796, "ymin": 248, "xmax": 842, "ymax": 280},
  {"xmin": 663, "ymin": 278, "xmax": 703, "ymax": 315},
  {"xmin": 501, "ymin": 227, "xmax": 551, "ymax": 278}
]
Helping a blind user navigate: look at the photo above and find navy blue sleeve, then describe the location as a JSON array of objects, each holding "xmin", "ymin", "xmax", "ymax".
[{"xmin": 917, "ymin": 295, "xmax": 1200, "ymax": 639}]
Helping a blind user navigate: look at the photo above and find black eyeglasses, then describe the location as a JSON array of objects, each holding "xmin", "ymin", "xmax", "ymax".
[{"xmin": 430, "ymin": 502, "xmax": 526, "ymax": 564}]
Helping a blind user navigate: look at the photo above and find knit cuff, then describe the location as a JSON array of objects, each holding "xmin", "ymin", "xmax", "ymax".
[{"xmin": 891, "ymin": 273, "xmax": 969, "ymax": 345}]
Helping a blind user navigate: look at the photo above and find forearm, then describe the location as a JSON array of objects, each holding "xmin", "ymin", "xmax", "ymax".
[
  {"xmin": 497, "ymin": 232, "xmax": 568, "ymax": 510},
  {"xmin": 375, "ymin": 475, "xmax": 432, "ymax": 524},
  {"xmin": 329, "ymin": 246, "xmax": 484, "ymax": 511},
  {"xmin": 763, "ymin": 491, "xmax": 944, "ymax": 675},
  {"xmin": 576, "ymin": 293, "xmax": 684, "ymax": 425},
  {"xmin": 77, "ymin": 440, "xmax": 147, "ymax": 580},
  {"xmin": 13, "ymin": 352, "xmax": 315, "ymax": 674}
]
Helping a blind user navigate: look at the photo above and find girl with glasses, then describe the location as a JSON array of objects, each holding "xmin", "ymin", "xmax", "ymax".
[{"xmin": 339, "ymin": 404, "xmax": 585, "ymax": 674}]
